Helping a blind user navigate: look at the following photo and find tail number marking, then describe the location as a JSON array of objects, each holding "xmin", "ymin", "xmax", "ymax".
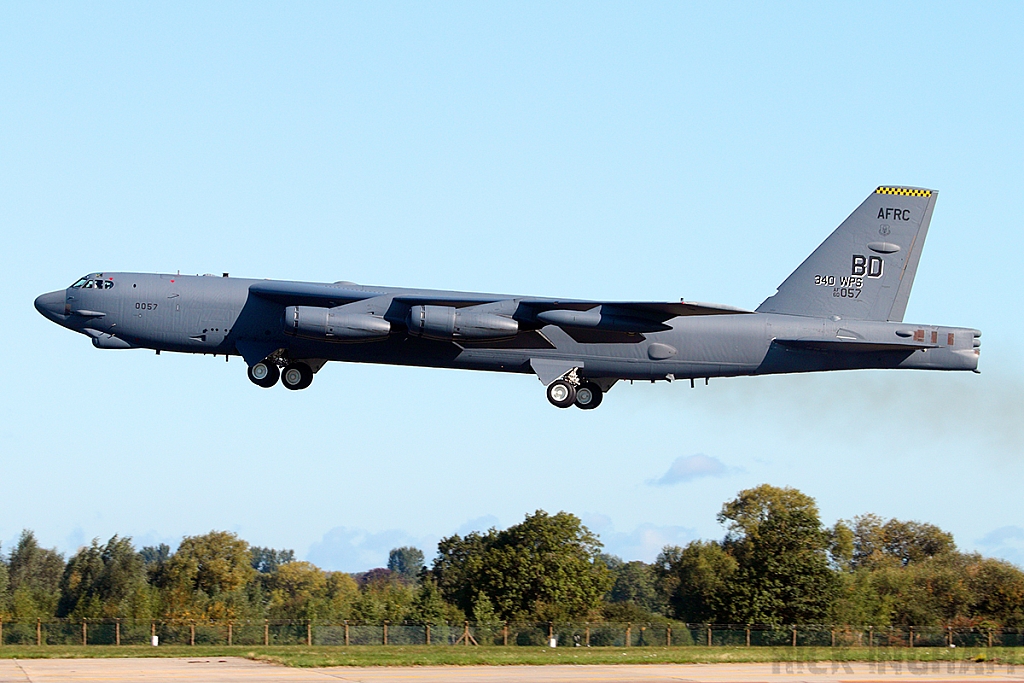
[{"xmin": 852, "ymin": 255, "xmax": 883, "ymax": 278}]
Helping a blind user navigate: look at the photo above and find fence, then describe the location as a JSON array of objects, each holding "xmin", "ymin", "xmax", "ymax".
[{"xmin": 1, "ymin": 620, "xmax": 1023, "ymax": 647}]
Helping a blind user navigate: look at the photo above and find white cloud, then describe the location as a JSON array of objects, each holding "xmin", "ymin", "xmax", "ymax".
[
  {"xmin": 647, "ymin": 453, "xmax": 734, "ymax": 486},
  {"xmin": 581, "ymin": 514, "xmax": 696, "ymax": 563},
  {"xmin": 977, "ymin": 526, "xmax": 1024, "ymax": 568},
  {"xmin": 306, "ymin": 527, "xmax": 434, "ymax": 573}
]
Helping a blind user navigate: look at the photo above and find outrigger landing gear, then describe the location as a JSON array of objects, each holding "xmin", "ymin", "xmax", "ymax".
[
  {"xmin": 247, "ymin": 360, "xmax": 280, "ymax": 388},
  {"xmin": 545, "ymin": 369, "xmax": 605, "ymax": 410}
]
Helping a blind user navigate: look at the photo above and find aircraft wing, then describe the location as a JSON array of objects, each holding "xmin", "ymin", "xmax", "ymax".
[
  {"xmin": 250, "ymin": 281, "xmax": 750, "ymax": 320},
  {"xmin": 249, "ymin": 281, "xmax": 376, "ymax": 306}
]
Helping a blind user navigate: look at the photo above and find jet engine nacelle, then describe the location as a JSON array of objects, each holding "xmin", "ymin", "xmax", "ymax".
[
  {"xmin": 406, "ymin": 305, "xmax": 518, "ymax": 340},
  {"xmin": 284, "ymin": 306, "xmax": 391, "ymax": 341}
]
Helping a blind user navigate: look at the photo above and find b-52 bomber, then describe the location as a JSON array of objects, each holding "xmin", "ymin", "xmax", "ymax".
[{"xmin": 36, "ymin": 186, "xmax": 980, "ymax": 409}]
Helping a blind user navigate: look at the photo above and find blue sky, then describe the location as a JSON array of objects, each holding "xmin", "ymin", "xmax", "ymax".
[{"xmin": 2, "ymin": 2, "xmax": 1022, "ymax": 571}]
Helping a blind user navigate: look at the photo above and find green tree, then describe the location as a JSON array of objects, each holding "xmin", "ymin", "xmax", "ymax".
[
  {"xmin": 847, "ymin": 514, "xmax": 955, "ymax": 569},
  {"xmin": 7, "ymin": 530, "xmax": 64, "ymax": 620},
  {"xmin": 0, "ymin": 547, "xmax": 10, "ymax": 618},
  {"xmin": 388, "ymin": 547, "xmax": 425, "ymax": 583},
  {"xmin": 968, "ymin": 556, "xmax": 1024, "ymax": 627},
  {"xmin": 409, "ymin": 576, "xmax": 452, "ymax": 624},
  {"xmin": 431, "ymin": 510, "xmax": 611, "ymax": 622},
  {"xmin": 250, "ymin": 547, "xmax": 295, "ymax": 574},
  {"xmin": 606, "ymin": 559, "xmax": 663, "ymax": 614},
  {"xmin": 58, "ymin": 536, "xmax": 150, "ymax": 618},
  {"xmin": 351, "ymin": 570, "xmax": 415, "ymax": 622},
  {"xmin": 472, "ymin": 592, "xmax": 501, "ymax": 643},
  {"xmin": 265, "ymin": 561, "xmax": 327, "ymax": 620},
  {"xmin": 322, "ymin": 572, "xmax": 360, "ymax": 621},
  {"xmin": 719, "ymin": 485, "xmax": 837, "ymax": 625},
  {"xmin": 656, "ymin": 541, "xmax": 737, "ymax": 623},
  {"xmin": 161, "ymin": 531, "xmax": 255, "ymax": 620}
]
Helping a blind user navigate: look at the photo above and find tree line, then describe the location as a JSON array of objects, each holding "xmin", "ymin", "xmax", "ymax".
[{"xmin": 1, "ymin": 484, "xmax": 1021, "ymax": 628}]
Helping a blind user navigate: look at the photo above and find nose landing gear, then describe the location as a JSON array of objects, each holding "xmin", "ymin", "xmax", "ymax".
[{"xmin": 247, "ymin": 358, "xmax": 315, "ymax": 390}]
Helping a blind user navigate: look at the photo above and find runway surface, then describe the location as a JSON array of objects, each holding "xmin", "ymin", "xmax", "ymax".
[{"xmin": 0, "ymin": 658, "xmax": 1022, "ymax": 682}]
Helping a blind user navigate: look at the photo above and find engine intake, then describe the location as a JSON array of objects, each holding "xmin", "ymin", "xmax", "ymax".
[
  {"xmin": 284, "ymin": 306, "xmax": 391, "ymax": 341},
  {"xmin": 406, "ymin": 305, "xmax": 518, "ymax": 340}
]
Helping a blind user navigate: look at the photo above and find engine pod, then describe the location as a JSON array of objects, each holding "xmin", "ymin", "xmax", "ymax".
[
  {"xmin": 406, "ymin": 305, "xmax": 518, "ymax": 340},
  {"xmin": 284, "ymin": 306, "xmax": 391, "ymax": 341}
]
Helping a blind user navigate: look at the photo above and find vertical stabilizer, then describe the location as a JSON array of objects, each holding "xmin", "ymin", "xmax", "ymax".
[{"xmin": 756, "ymin": 186, "xmax": 937, "ymax": 322}]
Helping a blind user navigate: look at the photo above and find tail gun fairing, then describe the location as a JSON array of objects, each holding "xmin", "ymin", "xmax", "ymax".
[{"xmin": 34, "ymin": 186, "xmax": 980, "ymax": 409}]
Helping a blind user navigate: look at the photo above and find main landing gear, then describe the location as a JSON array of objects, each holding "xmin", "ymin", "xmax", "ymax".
[
  {"xmin": 247, "ymin": 359, "xmax": 314, "ymax": 390},
  {"xmin": 546, "ymin": 370, "xmax": 604, "ymax": 410}
]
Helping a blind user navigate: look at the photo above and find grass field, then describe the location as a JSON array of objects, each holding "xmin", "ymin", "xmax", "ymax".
[{"xmin": 0, "ymin": 645, "xmax": 1021, "ymax": 667}]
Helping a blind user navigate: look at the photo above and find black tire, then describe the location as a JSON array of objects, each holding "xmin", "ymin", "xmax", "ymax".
[
  {"xmin": 247, "ymin": 361, "xmax": 279, "ymax": 388},
  {"xmin": 281, "ymin": 362, "xmax": 313, "ymax": 390},
  {"xmin": 546, "ymin": 379, "xmax": 576, "ymax": 408},
  {"xmin": 574, "ymin": 381, "xmax": 603, "ymax": 410}
]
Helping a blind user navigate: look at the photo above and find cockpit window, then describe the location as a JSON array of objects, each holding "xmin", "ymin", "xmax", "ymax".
[{"xmin": 71, "ymin": 277, "xmax": 113, "ymax": 290}]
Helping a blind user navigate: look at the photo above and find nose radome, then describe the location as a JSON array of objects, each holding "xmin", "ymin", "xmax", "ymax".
[{"xmin": 34, "ymin": 290, "xmax": 67, "ymax": 322}]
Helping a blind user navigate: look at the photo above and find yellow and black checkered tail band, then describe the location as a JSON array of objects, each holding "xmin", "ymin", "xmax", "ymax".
[{"xmin": 875, "ymin": 186, "xmax": 932, "ymax": 197}]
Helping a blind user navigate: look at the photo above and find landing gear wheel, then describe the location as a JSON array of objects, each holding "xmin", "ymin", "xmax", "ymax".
[
  {"xmin": 546, "ymin": 379, "xmax": 577, "ymax": 408},
  {"xmin": 281, "ymin": 362, "xmax": 314, "ymax": 390},
  {"xmin": 574, "ymin": 381, "xmax": 603, "ymax": 410},
  {"xmin": 247, "ymin": 361, "xmax": 279, "ymax": 388}
]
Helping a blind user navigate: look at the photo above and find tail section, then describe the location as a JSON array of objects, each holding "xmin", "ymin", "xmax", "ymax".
[{"xmin": 757, "ymin": 186, "xmax": 937, "ymax": 322}]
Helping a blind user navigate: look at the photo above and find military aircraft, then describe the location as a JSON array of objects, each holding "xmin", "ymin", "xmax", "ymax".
[{"xmin": 36, "ymin": 186, "xmax": 979, "ymax": 409}]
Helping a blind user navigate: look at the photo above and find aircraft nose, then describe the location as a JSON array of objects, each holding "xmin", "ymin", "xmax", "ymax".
[{"xmin": 34, "ymin": 290, "xmax": 67, "ymax": 322}]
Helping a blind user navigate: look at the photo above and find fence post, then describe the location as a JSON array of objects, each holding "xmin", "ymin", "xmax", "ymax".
[
  {"xmin": 791, "ymin": 626, "xmax": 797, "ymax": 647},
  {"xmin": 746, "ymin": 626, "xmax": 750, "ymax": 647},
  {"xmin": 228, "ymin": 622, "xmax": 233, "ymax": 647},
  {"xmin": 264, "ymin": 619, "xmax": 269, "ymax": 646},
  {"xmin": 988, "ymin": 629, "xmax": 993, "ymax": 648},
  {"xmin": 426, "ymin": 623, "xmax": 431, "ymax": 646},
  {"xmin": 190, "ymin": 622, "xmax": 195, "ymax": 646},
  {"xmin": 82, "ymin": 619, "xmax": 87, "ymax": 646},
  {"xmin": 344, "ymin": 620, "xmax": 349, "ymax": 646},
  {"xmin": 36, "ymin": 618, "xmax": 41, "ymax": 646},
  {"xmin": 116, "ymin": 619, "xmax": 121, "ymax": 646},
  {"xmin": 383, "ymin": 621, "xmax": 388, "ymax": 646},
  {"xmin": 706, "ymin": 625, "xmax": 711, "ymax": 647},
  {"xmin": 868, "ymin": 625, "xmax": 873, "ymax": 647},
  {"xmin": 626, "ymin": 622, "xmax": 631, "ymax": 647},
  {"xmin": 502, "ymin": 622, "xmax": 507, "ymax": 646},
  {"xmin": 667, "ymin": 625, "xmax": 671, "ymax": 647},
  {"xmin": 307, "ymin": 620, "xmax": 312, "ymax": 646}
]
